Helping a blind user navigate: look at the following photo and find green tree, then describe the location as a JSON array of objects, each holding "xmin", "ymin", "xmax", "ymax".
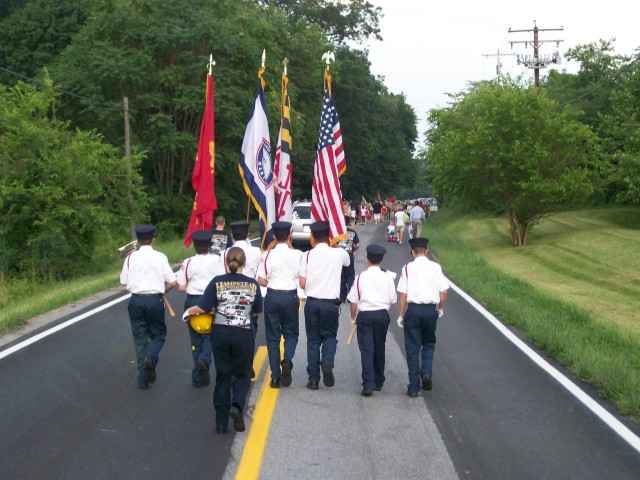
[
  {"xmin": 257, "ymin": 0, "xmax": 382, "ymax": 44},
  {"xmin": 426, "ymin": 78, "xmax": 598, "ymax": 246},
  {"xmin": 0, "ymin": 79, "xmax": 146, "ymax": 280},
  {"xmin": 0, "ymin": 0, "xmax": 88, "ymax": 85}
]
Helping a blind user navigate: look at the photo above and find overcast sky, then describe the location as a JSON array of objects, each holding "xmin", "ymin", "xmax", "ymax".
[{"xmin": 359, "ymin": 0, "xmax": 640, "ymax": 138}]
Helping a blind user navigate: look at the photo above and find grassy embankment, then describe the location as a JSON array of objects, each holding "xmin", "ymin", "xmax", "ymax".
[
  {"xmin": 0, "ymin": 240, "xmax": 193, "ymax": 334},
  {"xmin": 427, "ymin": 206, "xmax": 640, "ymax": 417}
]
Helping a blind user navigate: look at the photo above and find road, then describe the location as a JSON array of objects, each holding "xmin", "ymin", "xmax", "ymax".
[{"xmin": 1, "ymin": 223, "xmax": 639, "ymax": 479}]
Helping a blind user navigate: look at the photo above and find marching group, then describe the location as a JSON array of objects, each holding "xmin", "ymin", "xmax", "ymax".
[{"xmin": 120, "ymin": 214, "xmax": 448, "ymax": 435}]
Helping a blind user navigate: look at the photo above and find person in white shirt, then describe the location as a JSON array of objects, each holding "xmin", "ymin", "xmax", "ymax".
[
  {"xmin": 409, "ymin": 201, "xmax": 426, "ymax": 240},
  {"xmin": 257, "ymin": 221, "xmax": 303, "ymax": 388},
  {"xmin": 299, "ymin": 221, "xmax": 350, "ymax": 390},
  {"xmin": 396, "ymin": 237, "xmax": 449, "ymax": 397},
  {"xmin": 120, "ymin": 224, "xmax": 177, "ymax": 389},
  {"xmin": 219, "ymin": 221, "xmax": 261, "ymax": 279},
  {"xmin": 177, "ymin": 229, "xmax": 221, "ymax": 388},
  {"xmin": 347, "ymin": 245, "xmax": 397, "ymax": 396},
  {"xmin": 394, "ymin": 208, "xmax": 406, "ymax": 244}
]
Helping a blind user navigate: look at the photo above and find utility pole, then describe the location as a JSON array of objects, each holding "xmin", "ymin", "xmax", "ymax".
[
  {"xmin": 508, "ymin": 21, "xmax": 563, "ymax": 88},
  {"xmin": 482, "ymin": 49, "xmax": 517, "ymax": 77}
]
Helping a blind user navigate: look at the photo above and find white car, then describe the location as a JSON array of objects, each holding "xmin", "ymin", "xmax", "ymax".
[{"xmin": 291, "ymin": 201, "xmax": 312, "ymax": 249}]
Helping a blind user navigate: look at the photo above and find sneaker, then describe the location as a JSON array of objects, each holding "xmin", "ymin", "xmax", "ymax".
[
  {"xmin": 143, "ymin": 358, "xmax": 156, "ymax": 384},
  {"xmin": 230, "ymin": 405, "xmax": 245, "ymax": 432},
  {"xmin": 397, "ymin": 240, "xmax": 401, "ymax": 245},
  {"xmin": 280, "ymin": 360, "xmax": 292, "ymax": 387}
]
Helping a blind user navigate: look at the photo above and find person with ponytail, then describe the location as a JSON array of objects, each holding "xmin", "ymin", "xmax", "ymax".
[{"xmin": 183, "ymin": 246, "xmax": 263, "ymax": 434}]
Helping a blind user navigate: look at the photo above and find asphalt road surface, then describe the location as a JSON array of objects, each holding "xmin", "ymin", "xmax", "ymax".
[{"xmin": 1, "ymin": 223, "xmax": 640, "ymax": 479}]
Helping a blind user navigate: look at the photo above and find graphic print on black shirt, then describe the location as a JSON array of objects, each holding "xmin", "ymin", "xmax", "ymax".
[{"xmin": 214, "ymin": 280, "xmax": 258, "ymax": 328}]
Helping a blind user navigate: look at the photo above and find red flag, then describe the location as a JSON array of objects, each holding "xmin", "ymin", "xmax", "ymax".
[
  {"xmin": 184, "ymin": 73, "xmax": 217, "ymax": 247},
  {"xmin": 311, "ymin": 69, "xmax": 347, "ymax": 245}
]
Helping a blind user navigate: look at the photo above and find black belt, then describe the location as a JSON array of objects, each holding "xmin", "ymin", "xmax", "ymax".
[
  {"xmin": 307, "ymin": 296, "xmax": 339, "ymax": 304},
  {"xmin": 408, "ymin": 302, "xmax": 436, "ymax": 306},
  {"xmin": 187, "ymin": 294, "xmax": 202, "ymax": 299},
  {"xmin": 132, "ymin": 293, "xmax": 163, "ymax": 297},
  {"xmin": 267, "ymin": 288, "xmax": 297, "ymax": 294}
]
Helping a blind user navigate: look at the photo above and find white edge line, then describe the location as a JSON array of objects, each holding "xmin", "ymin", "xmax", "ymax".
[
  {"xmin": 449, "ymin": 280, "xmax": 640, "ymax": 454},
  {"xmin": 0, "ymin": 294, "xmax": 131, "ymax": 361}
]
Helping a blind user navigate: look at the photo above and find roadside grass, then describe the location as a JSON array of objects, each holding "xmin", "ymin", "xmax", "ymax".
[
  {"xmin": 0, "ymin": 237, "xmax": 190, "ymax": 336},
  {"xmin": 427, "ymin": 206, "xmax": 640, "ymax": 417}
]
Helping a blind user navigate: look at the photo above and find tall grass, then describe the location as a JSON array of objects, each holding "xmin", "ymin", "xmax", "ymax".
[{"xmin": 427, "ymin": 207, "xmax": 640, "ymax": 416}]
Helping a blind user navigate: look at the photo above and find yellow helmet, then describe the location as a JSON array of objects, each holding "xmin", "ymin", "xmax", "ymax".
[{"xmin": 189, "ymin": 313, "xmax": 213, "ymax": 333}]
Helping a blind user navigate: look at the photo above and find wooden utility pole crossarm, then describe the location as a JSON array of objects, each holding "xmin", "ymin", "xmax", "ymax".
[{"xmin": 508, "ymin": 22, "xmax": 564, "ymax": 88}]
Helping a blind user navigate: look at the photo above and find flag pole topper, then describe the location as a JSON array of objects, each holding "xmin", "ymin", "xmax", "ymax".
[
  {"xmin": 322, "ymin": 51, "xmax": 335, "ymax": 96},
  {"xmin": 261, "ymin": 49, "xmax": 266, "ymax": 68},
  {"xmin": 207, "ymin": 54, "xmax": 215, "ymax": 75},
  {"xmin": 282, "ymin": 57, "xmax": 289, "ymax": 77}
]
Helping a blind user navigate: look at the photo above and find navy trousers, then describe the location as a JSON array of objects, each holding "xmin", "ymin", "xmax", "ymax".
[
  {"xmin": 128, "ymin": 293, "xmax": 166, "ymax": 385},
  {"xmin": 340, "ymin": 254, "xmax": 355, "ymax": 302},
  {"xmin": 304, "ymin": 297, "xmax": 340, "ymax": 383},
  {"xmin": 211, "ymin": 324, "xmax": 254, "ymax": 429},
  {"xmin": 403, "ymin": 303, "xmax": 438, "ymax": 393},
  {"xmin": 184, "ymin": 295, "xmax": 213, "ymax": 383},
  {"xmin": 356, "ymin": 310, "xmax": 390, "ymax": 390},
  {"xmin": 264, "ymin": 290, "xmax": 299, "ymax": 380}
]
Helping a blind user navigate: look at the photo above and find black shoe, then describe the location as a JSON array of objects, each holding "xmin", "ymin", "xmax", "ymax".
[
  {"xmin": 407, "ymin": 390, "xmax": 419, "ymax": 398},
  {"xmin": 143, "ymin": 358, "xmax": 156, "ymax": 384},
  {"xmin": 230, "ymin": 405, "xmax": 245, "ymax": 432},
  {"xmin": 138, "ymin": 382, "xmax": 149, "ymax": 390},
  {"xmin": 307, "ymin": 381, "xmax": 319, "ymax": 390},
  {"xmin": 321, "ymin": 364, "xmax": 334, "ymax": 387},
  {"xmin": 374, "ymin": 385, "xmax": 382, "ymax": 392},
  {"xmin": 361, "ymin": 389, "xmax": 373, "ymax": 397},
  {"xmin": 215, "ymin": 426, "xmax": 228, "ymax": 434},
  {"xmin": 280, "ymin": 360, "xmax": 292, "ymax": 388},
  {"xmin": 421, "ymin": 374, "xmax": 432, "ymax": 391},
  {"xmin": 197, "ymin": 360, "xmax": 210, "ymax": 387},
  {"xmin": 251, "ymin": 367, "xmax": 256, "ymax": 379},
  {"xmin": 270, "ymin": 377, "xmax": 281, "ymax": 389},
  {"xmin": 192, "ymin": 380, "xmax": 203, "ymax": 388}
]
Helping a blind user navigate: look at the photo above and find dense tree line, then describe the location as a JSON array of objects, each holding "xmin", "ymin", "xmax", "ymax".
[{"xmin": 0, "ymin": 0, "xmax": 418, "ymax": 280}]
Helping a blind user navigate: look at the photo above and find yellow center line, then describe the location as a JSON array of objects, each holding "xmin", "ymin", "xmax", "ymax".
[
  {"xmin": 251, "ymin": 346, "xmax": 267, "ymax": 382},
  {"xmin": 235, "ymin": 339, "xmax": 285, "ymax": 479}
]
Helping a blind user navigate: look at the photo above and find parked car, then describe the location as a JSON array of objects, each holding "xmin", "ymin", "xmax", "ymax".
[{"xmin": 291, "ymin": 200, "xmax": 312, "ymax": 249}]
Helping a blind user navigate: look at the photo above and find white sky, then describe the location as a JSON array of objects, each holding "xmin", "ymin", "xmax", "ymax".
[{"xmin": 360, "ymin": 0, "xmax": 640, "ymax": 139}]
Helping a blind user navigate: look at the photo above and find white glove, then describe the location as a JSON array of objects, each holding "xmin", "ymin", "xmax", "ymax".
[
  {"xmin": 438, "ymin": 309, "xmax": 444, "ymax": 318},
  {"xmin": 397, "ymin": 316, "xmax": 404, "ymax": 328},
  {"xmin": 182, "ymin": 310, "xmax": 191, "ymax": 322}
]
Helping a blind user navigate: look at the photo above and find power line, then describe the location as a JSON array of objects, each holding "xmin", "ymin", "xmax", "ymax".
[{"xmin": 0, "ymin": 65, "xmax": 114, "ymax": 108}]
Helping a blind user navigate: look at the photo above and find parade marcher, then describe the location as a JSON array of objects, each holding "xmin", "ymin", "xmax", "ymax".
[
  {"xmin": 183, "ymin": 247, "xmax": 263, "ymax": 434},
  {"xmin": 210, "ymin": 215, "xmax": 233, "ymax": 256},
  {"xmin": 372, "ymin": 200, "xmax": 382, "ymax": 224},
  {"xmin": 338, "ymin": 227, "xmax": 361, "ymax": 303},
  {"xmin": 299, "ymin": 221, "xmax": 350, "ymax": 390},
  {"xmin": 394, "ymin": 207, "xmax": 406, "ymax": 245},
  {"xmin": 257, "ymin": 222, "xmax": 302, "ymax": 388},
  {"xmin": 219, "ymin": 221, "xmax": 261, "ymax": 279},
  {"xmin": 177, "ymin": 229, "xmax": 221, "ymax": 388},
  {"xmin": 410, "ymin": 201, "xmax": 426, "ymax": 240},
  {"xmin": 120, "ymin": 224, "xmax": 177, "ymax": 389},
  {"xmin": 347, "ymin": 245, "xmax": 397, "ymax": 396},
  {"xmin": 396, "ymin": 237, "xmax": 449, "ymax": 397}
]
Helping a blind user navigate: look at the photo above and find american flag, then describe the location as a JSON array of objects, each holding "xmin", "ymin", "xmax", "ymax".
[{"xmin": 311, "ymin": 88, "xmax": 347, "ymax": 244}]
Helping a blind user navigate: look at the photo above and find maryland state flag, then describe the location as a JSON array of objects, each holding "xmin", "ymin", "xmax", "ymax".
[
  {"xmin": 184, "ymin": 73, "xmax": 217, "ymax": 247},
  {"xmin": 274, "ymin": 71, "xmax": 293, "ymax": 222}
]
